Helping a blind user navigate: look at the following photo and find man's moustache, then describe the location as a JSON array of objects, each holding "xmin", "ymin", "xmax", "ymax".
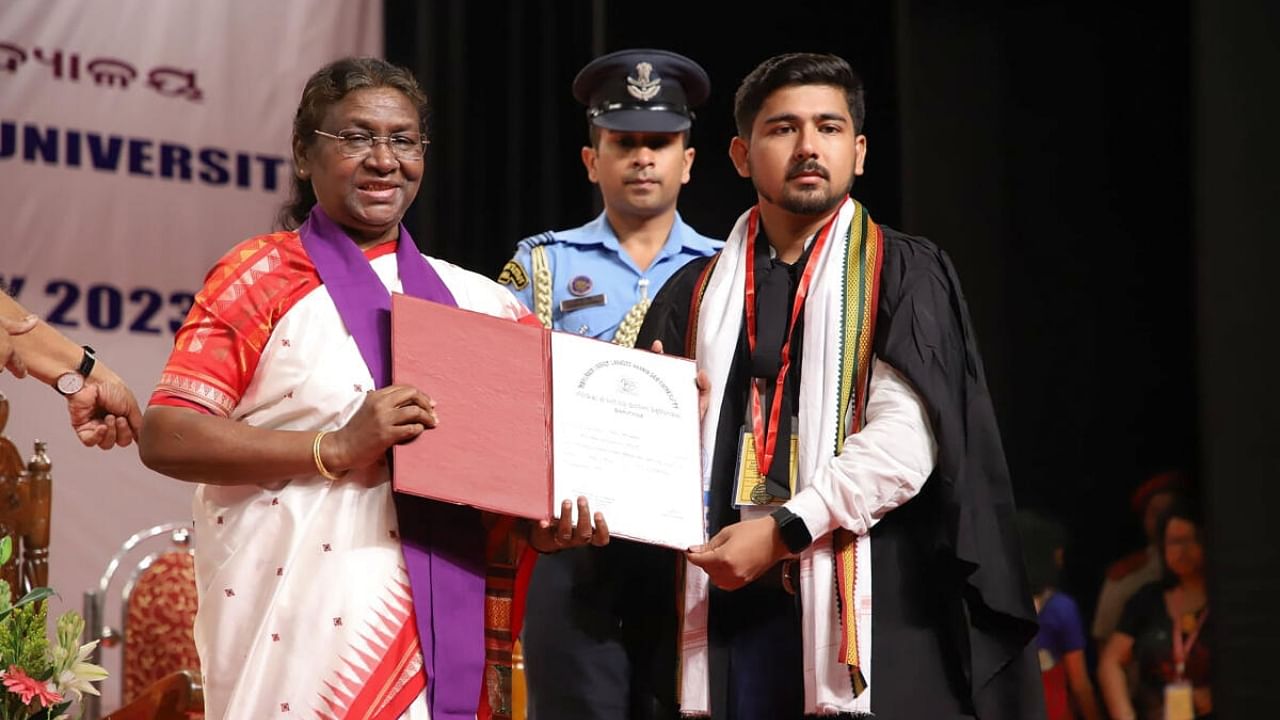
[{"xmin": 787, "ymin": 161, "xmax": 829, "ymax": 180}]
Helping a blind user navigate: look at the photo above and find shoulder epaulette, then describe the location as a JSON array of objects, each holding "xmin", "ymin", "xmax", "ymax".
[
  {"xmin": 517, "ymin": 231, "xmax": 558, "ymax": 251},
  {"xmin": 1105, "ymin": 549, "xmax": 1151, "ymax": 581}
]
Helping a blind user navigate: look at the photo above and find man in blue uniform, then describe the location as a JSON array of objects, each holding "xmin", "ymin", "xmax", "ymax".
[
  {"xmin": 498, "ymin": 49, "xmax": 719, "ymax": 719},
  {"xmin": 499, "ymin": 49, "xmax": 721, "ymax": 347}
]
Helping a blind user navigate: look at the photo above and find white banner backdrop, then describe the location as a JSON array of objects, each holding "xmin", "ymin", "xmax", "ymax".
[{"xmin": 0, "ymin": 0, "xmax": 382, "ymax": 711}]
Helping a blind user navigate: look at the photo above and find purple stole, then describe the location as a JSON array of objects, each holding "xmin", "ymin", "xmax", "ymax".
[{"xmin": 300, "ymin": 206, "xmax": 484, "ymax": 720}]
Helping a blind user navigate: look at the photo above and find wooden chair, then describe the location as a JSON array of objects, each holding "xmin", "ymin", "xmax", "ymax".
[
  {"xmin": 102, "ymin": 670, "xmax": 202, "ymax": 720},
  {"xmin": 84, "ymin": 522, "xmax": 199, "ymax": 720},
  {"xmin": 0, "ymin": 391, "xmax": 52, "ymax": 602}
]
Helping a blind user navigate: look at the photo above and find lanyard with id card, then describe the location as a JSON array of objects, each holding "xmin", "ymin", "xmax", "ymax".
[
  {"xmin": 733, "ymin": 210, "xmax": 838, "ymax": 507},
  {"xmin": 1163, "ymin": 589, "xmax": 1208, "ymax": 720}
]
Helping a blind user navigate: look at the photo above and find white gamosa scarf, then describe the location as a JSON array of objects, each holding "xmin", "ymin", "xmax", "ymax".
[{"xmin": 680, "ymin": 197, "xmax": 876, "ymax": 716}]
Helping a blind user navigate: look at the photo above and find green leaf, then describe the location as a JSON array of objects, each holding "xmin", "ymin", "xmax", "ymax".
[
  {"xmin": 0, "ymin": 602, "xmax": 52, "ymax": 677},
  {"xmin": 13, "ymin": 586, "xmax": 54, "ymax": 609},
  {"xmin": 0, "ymin": 535, "xmax": 11, "ymax": 566}
]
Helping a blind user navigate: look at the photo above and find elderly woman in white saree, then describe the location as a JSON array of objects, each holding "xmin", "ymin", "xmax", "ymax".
[{"xmin": 140, "ymin": 57, "xmax": 607, "ymax": 720}]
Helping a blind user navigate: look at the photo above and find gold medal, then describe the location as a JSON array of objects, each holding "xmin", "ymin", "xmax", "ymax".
[{"xmin": 750, "ymin": 481, "xmax": 771, "ymax": 505}]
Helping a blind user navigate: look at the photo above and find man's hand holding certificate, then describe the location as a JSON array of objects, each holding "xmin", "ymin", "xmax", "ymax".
[{"xmin": 390, "ymin": 294, "xmax": 704, "ymax": 549}]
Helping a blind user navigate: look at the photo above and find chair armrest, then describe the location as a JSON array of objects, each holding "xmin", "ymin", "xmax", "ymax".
[{"xmin": 103, "ymin": 670, "xmax": 202, "ymax": 720}]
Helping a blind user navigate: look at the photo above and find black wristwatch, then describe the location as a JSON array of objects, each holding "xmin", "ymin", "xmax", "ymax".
[
  {"xmin": 770, "ymin": 506, "xmax": 813, "ymax": 554},
  {"xmin": 55, "ymin": 345, "xmax": 96, "ymax": 396}
]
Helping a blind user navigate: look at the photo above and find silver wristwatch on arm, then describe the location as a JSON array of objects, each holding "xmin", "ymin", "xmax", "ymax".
[{"xmin": 54, "ymin": 345, "xmax": 96, "ymax": 396}]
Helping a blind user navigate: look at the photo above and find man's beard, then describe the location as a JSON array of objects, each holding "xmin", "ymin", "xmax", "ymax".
[
  {"xmin": 778, "ymin": 182, "xmax": 851, "ymax": 215},
  {"xmin": 753, "ymin": 159, "xmax": 855, "ymax": 216}
]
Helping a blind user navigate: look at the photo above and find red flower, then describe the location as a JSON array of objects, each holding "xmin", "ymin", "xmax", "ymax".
[{"xmin": 2, "ymin": 665, "xmax": 63, "ymax": 707}]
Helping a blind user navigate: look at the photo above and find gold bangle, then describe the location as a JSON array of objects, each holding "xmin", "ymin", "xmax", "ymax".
[{"xmin": 313, "ymin": 430, "xmax": 342, "ymax": 481}]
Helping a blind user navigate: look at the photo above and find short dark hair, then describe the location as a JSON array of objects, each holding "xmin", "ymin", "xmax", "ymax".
[
  {"xmin": 587, "ymin": 124, "xmax": 690, "ymax": 149},
  {"xmin": 1156, "ymin": 496, "xmax": 1204, "ymax": 587},
  {"xmin": 278, "ymin": 57, "xmax": 429, "ymax": 230},
  {"xmin": 733, "ymin": 53, "xmax": 865, "ymax": 138}
]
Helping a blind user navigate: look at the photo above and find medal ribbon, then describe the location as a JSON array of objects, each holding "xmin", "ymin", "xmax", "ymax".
[
  {"xmin": 1167, "ymin": 589, "xmax": 1208, "ymax": 680},
  {"xmin": 742, "ymin": 205, "xmax": 841, "ymax": 482}
]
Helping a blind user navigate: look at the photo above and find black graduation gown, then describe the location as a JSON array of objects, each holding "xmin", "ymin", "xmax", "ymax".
[{"xmin": 635, "ymin": 227, "xmax": 1046, "ymax": 720}]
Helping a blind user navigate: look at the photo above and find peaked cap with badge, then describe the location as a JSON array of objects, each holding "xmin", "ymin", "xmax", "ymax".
[{"xmin": 573, "ymin": 48, "xmax": 711, "ymax": 133}]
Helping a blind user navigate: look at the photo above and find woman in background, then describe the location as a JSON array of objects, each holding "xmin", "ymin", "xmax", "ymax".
[{"xmin": 1098, "ymin": 498, "xmax": 1211, "ymax": 720}]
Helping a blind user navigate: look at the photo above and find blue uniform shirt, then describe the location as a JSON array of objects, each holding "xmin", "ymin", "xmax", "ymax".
[{"xmin": 498, "ymin": 211, "xmax": 722, "ymax": 340}]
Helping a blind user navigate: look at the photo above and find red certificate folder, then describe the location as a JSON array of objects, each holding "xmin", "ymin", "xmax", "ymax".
[{"xmin": 390, "ymin": 293, "xmax": 552, "ymax": 519}]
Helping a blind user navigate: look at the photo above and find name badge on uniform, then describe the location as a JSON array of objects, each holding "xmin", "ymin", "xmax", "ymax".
[
  {"xmin": 559, "ymin": 293, "xmax": 606, "ymax": 313},
  {"xmin": 1163, "ymin": 681, "xmax": 1193, "ymax": 720},
  {"xmin": 732, "ymin": 419, "xmax": 798, "ymax": 507}
]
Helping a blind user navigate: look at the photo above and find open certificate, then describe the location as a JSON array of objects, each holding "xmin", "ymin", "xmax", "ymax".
[
  {"xmin": 550, "ymin": 333, "xmax": 704, "ymax": 549},
  {"xmin": 391, "ymin": 293, "xmax": 705, "ymax": 550}
]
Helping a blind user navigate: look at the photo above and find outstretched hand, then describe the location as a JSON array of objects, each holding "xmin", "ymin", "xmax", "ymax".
[
  {"xmin": 0, "ymin": 314, "xmax": 38, "ymax": 378},
  {"xmin": 67, "ymin": 369, "xmax": 145, "ymax": 450},
  {"xmin": 529, "ymin": 496, "xmax": 610, "ymax": 552},
  {"xmin": 686, "ymin": 516, "xmax": 790, "ymax": 591},
  {"xmin": 649, "ymin": 339, "xmax": 711, "ymax": 420}
]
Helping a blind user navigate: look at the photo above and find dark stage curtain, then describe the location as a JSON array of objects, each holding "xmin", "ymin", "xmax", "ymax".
[
  {"xmin": 893, "ymin": 0, "xmax": 1198, "ymax": 639},
  {"xmin": 384, "ymin": 0, "xmax": 900, "ymax": 278},
  {"xmin": 385, "ymin": 0, "xmax": 600, "ymax": 278},
  {"xmin": 1194, "ymin": 0, "xmax": 1280, "ymax": 713}
]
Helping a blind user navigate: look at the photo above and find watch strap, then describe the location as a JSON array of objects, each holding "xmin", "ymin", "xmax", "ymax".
[
  {"xmin": 76, "ymin": 345, "xmax": 97, "ymax": 378},
  {"xmin": 771, "ymin": 506, "xmax": 813, "ymax": 554}
]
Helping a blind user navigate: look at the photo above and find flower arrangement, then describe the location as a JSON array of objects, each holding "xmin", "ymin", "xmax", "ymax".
[{"xmin": 0, "ymin": 537, "xmax": 106, "ymax": 720}]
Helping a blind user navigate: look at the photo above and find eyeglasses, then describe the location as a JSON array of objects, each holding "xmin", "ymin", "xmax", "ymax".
[{"xmin": 313, "ymin": 130, "xmax": 429, "ymax": 161}]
